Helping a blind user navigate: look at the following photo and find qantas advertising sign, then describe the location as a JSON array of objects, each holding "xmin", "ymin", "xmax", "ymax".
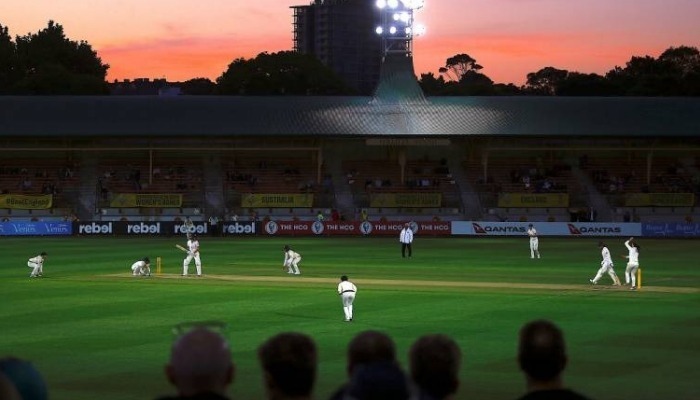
[{"xmin": 451, "ymin": 222, "xmax": 641, "ymax": 236}]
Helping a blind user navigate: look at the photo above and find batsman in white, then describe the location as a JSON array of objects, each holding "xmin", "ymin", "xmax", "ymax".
[
  {"xmin": 282, "ymin": 245, "xmax": 301, "ymax": 275},
  {"xmin": 131, "ymin": 257, "xmax": 152, "ymax": 276},
  {"xmin": 589, "ymin": 242, "xmax": 621, "ymax": 285},
  {"xmin": 183, "ymin": 234, "xmax": 202, "ymax": 276},
  {"xmin": 527, "ymin": 224, "xmax": 540, "ymax": 259},
  {"xmin": 27, "ymin": 252, "xmax": 47, "ymax": 278},
  {"xmin": 337, "ymin": 275, "xmax": 357, "ymax": 322}
]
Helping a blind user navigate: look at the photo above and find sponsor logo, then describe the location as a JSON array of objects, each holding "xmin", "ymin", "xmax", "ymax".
[
  {"xmin": 174, "ymin": 223, "xmax": 208, "ymax": 234},
  {"xmin": 265, "ymin": 221, "xmax": 278, "ymax": 235},
  {"xmin": 473, "ymin": 223, "xmax": 526, "ymax": 234},
  {"xmin": 568, "ymin": 224, "xmax": 621, "ymax": 235},
  {"xmin": 360, "ymin": 221, "xmax": 373, "ymax": 235},
  {"xmin": 312, "ymin": 221, "xmax": 324, "ymax": 235},
  {"xmin": 12, "ymin": 223, "xmax": 37, "ymax": 234},
  {"xmin": 79, "ymin": 222, "xmax": 113, "ymax": 234},
  {"xmin": 127, "ymin": 222, "xmax": 161, "ymax": 234},
  {"xmin": 43, "ymin": 223, "xmax": 70, "ymax": 234},
  {"xmin": 472, "ymin": 223, "xmax": 487, "ymax": 234},
  {"xmin": 224, "ymin": 222, "xmax": 256, "ymax": 235}
]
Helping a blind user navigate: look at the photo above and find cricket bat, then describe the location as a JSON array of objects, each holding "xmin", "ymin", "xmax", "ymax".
[{"xmin": 175, "ymin": 244, "xmax": 189, "ymax": 253}]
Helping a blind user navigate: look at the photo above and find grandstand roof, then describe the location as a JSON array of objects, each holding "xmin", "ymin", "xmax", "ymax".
[{"xmin": 1, "ymin": 96, "xmax": 699, "ymax": 138}]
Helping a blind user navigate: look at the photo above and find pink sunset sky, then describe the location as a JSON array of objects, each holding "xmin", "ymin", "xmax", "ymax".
[{"xmin": 1, "ymin": 0, "xmax": 699, "ymax": 85}]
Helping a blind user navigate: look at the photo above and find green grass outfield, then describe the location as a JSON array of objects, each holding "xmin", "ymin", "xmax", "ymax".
[{"xmin": 1, "ymin": 236, "xmax": 699, "ymax": 400}]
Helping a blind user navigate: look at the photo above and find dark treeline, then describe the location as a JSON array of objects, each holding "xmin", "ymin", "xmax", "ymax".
[{"xmin": 1, "ymin": 20, "xmax": 698, "ymax": 96}]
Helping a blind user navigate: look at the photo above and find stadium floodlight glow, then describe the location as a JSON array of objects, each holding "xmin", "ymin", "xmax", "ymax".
[
  {"xmin": 413, "ymin": 24, "xmax": 426, "ymax": 36},
  {"xmin": 401, "ymin": 0, "xmax": 425, "ymax": 8},
  {"xmin": 376, "ymin": 0, "xmax": 426, "ymax": 55}
]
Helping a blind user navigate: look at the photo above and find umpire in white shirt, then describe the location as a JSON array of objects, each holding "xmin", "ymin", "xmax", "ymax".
[
  {"xmin": 399, "ymin": 223, "xmax": 414, "ymax": 258},
  {"xmin": 337, "ymin": 275, "xmax": 357, "ymax": 322}
]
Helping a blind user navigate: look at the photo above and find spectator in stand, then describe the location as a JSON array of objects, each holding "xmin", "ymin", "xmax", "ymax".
[
  {"xmin": 409, "ymin": 334, "xmax": 462, "ymax": 400},
  {"xmin": 258, "ymin": 332, "xmax": 317, "ymax": 400},
  {"xmin": 516, "ymin": 320, "xmax": 591, "ymax": 400},
  {"xmin": 331, "ymin": 209, "xmax": 340, "ymax": 221}
]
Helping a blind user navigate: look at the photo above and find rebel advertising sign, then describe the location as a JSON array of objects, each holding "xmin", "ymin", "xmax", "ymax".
[{"xmin": 74, "ymin": 221, "xmax": 213, "ymax": 235}]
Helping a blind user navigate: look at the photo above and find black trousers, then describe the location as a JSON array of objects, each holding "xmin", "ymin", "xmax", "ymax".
[{"xmin": 401, "ymin": 242, "xmax": 412, "ymax": 257}]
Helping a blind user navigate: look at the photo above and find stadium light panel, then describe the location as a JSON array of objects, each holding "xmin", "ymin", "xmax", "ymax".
[
  {"xmin": 375, "ymin": 26, "xmax": 384, "ymax": 35},
  {"xmin": 376, "ymin": 0, "xmax": 387, "ymax": 9},
  {"xmin": 388, "ymin": 0, "xmax": 399, "ymax": 9},
  {"xmin": 389, "ymin": 26, "xmax": 397, "ymax": 34}
]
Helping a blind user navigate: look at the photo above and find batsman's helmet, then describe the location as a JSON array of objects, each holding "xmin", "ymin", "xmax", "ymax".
[
  {"xmin": 143, "ymin": 257, "xmax": 150, "ymax": 263},
  {"xmin": 284, "ymin": 245, "xmax": 290, "ymax": 251}
]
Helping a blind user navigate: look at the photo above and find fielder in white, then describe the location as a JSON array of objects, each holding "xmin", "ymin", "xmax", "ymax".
[
  {"xmin": 131, "ymin": 257, "xmax": 152, "ymax": 276},
  {"xmin": 283, "ymin": 245, "xmax": 302, "ymax": 275},
  {"xmin": 589, "ymin": 242, "xmax": 621, "ymax": 285},
  {"xmin": 27, "ymin": 252, "xmax": 47, "ymax": 278},
  {"xmin": 182, "ymin": 234, "xmax": 202, "ymax": 276},
  {"xmin": 337, "ymin": 275, "xmax": 357, "ymax": 322},
  {"xmin": 624, "ymin": 237, "xmax": 640, "ymax": 290},
  {"xmin": 527, "ymin": 224, "xmax": 540, "ymax": 259}
]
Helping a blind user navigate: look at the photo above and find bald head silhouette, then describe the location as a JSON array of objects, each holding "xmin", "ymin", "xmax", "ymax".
[{"xmin": 166, "ymin": 327, "xmax": 235, "ymax": 397}]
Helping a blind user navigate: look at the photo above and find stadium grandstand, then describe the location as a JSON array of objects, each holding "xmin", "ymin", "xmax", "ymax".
[{"xmin": 1, "ymin": 55, "xmax": 700, "ymax": 226}]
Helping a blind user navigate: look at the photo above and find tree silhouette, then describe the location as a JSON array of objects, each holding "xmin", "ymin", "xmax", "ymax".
[
  {"xmin": 216, "ymin": 51, "xmax": 353, "ymax": 95},
  {"xmin": 525, "ymin": 67, "xmax": 569, "ymax": 95},
  {"xmin": 1, "ymin": 20, "xmax": 109, "ymax": 94},
  {"xmin": 0, "ymin": 23, "xmax": 18, "ymax": 94}
]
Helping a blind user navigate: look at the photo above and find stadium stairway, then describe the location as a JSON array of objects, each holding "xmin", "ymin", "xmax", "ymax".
[
  {"xmin": 569, "ymin": 163, "xmax": 612, "ymax": 221},
  {"xmin": 446, "ymin": 148, "xmax": 479, "ymax": 219},
  {"xmin": 324, "ymin": 143, "xmax": 355, "ymax": 218},
  {"xmin": 76, "ymin": 156, "xmax": 99, "ymax": 219},
  {"xmin": 203, "ymin": 154, "xmax": 224, "ymax": 216}
]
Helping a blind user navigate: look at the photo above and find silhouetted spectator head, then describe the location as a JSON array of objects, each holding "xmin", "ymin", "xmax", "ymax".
[
  {"xmin": 258, "ymin": 332, "xmax": 317, "ymax": 399},
  {"xmin": 165, "ymin": 327, "xmax": 235, "ymax": 397},
  {"xmin": 0, "ymin": 357, "xmax": 48, "ymax": 400},
  {"xmin": 518, "ymin": 320, "xmax": 567, "ymax": 383},
  {"xmin": 347, "ymin": 330, "xmax": 397, "ymax": 375},
  {"xmin": 409, "ymin": 334, "xmax": 462, "ymax": 400},
  {"xmin": 346, "ymin": 361, "xmax": 410, "ymax": 400},
  {"xmin": 0, "ymin": 372, "xmax": 21, "ymax": 400}
]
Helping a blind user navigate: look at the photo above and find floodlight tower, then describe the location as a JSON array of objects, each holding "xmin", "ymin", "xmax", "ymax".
[{"xmin": 374, "ymin": 0, "xmax": 425, "ymax": 57}]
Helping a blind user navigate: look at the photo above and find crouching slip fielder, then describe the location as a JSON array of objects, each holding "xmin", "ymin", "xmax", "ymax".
[
  {"xmin": 527, "ymin": 224, "xmax": 540, "ymax": 259},
  {"xmin": 183, "ymin": 234, "xmax": 202, "ymax": 276},
  {"xmin": 590, "ymin": 242, "xmax": 621, "ymax": 285},
  {"xmin": 337, "ymin": 275, "xmax": 357, "ymax": 322},
  {"xmin": 27, "ymin": 252, "xmax": 47, "ymax": 278},
  {"xmin": 131, "ymin": 257, "xmax": 151, "ymax": 276},
  {"xmin": 283, "ymin": 245, "xmax": 301, "ymax": 275},
  {"xmin": 624, "ymin": 237, "xmax": 640, "ymax": 290}
]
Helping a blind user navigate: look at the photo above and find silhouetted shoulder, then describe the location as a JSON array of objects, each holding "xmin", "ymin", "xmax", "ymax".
[{"xmin": 516, "ymin": 388, "xmax": 591, "ymax": 400}]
